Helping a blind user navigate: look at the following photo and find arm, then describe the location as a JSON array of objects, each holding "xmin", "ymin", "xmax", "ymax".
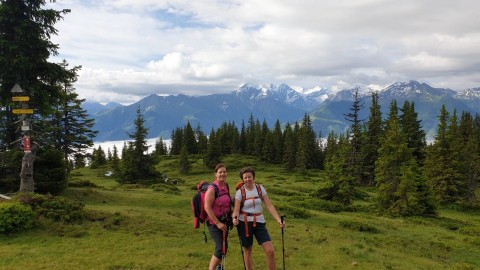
[
  {"xmin": 232, "ymin": 196, "xmax": 241, "ymax": 226},
  {"xmin": 262, "ymin": 194, "xmax": 285, "ymax": 227},
  {"xmin": 204, "ymin": 187, "xmax": 226, "ymax": 231}
]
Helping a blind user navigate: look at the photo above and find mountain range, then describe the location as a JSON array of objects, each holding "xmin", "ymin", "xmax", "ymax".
[{"xmin": 83, "ymin": 80, "xmax": 480, "ymax": 142}]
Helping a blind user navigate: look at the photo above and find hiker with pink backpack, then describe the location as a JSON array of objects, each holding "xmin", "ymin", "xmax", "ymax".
[
  {"xmin": 232, "ymin": 166, "xmax": 285, "ymax": 270},
  {"xmin": 203, "ymin": 163, "xmax": 233, "ymax": 270}
]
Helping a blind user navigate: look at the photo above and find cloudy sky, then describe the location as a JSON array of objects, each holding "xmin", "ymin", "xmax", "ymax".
[{"xmin": 47, "ymin": 0, "xmax": 480, "ymax": 104}]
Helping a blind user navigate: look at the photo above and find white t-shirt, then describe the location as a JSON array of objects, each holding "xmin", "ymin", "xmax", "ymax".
[{"xmin": 235, "ymin": 185, "xmax": 267, "ymax": 223}]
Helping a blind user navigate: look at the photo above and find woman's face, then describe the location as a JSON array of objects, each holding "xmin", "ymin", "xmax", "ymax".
[
  {"xmin": 215, "ymin": 167, "xmax": 227, "ymax": 181},
  {"xmin": 242, "ymin": 172, "xmax": 254, "ymax": 186}
]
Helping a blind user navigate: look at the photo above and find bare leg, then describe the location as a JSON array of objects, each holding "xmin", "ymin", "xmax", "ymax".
[
  {"xmin": 261, "ymin": 241, "xmax": 276, "ymax": 270},
  {"xmin": 243, "ymin": 246, "xmax": 253, "ymax": 270},
  {"xmin": 208, "ymin": 255, "xmax": 221, "ymax": 270}
]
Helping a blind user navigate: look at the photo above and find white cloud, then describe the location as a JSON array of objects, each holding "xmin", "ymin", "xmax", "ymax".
[{"xmin": 48, "ymin": 0, "xmax": 480, "ymax": 104}]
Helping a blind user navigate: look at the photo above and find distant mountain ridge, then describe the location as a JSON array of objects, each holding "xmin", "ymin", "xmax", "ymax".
[{"xmin": 84, "ymin": 81, "xmax": 480, "ymax": 142}]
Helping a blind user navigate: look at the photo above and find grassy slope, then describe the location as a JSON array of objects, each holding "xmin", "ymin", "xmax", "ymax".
[{"xmin": 1, "ymin": 155, "xmax": 479, "ymax": 270}]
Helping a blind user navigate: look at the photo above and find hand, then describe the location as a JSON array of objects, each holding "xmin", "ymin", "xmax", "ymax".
[
  {"xmin": 233, "ymin": 218, "xmax": 239, "ymax": 226},
  {"xmin": 279, "ymin": 220, "xmax": 285, "ymax": 228},
  {"xmin": 217, "ymin": 222, "xmax": 227, "ymax": 231}
]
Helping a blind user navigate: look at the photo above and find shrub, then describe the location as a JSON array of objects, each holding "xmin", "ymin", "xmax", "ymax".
[
  {"xmin": 38, "ymin": 196, "xmax": 85, "ymax": 223},
  {"xmin": 17, "ymin": 193, "xmax": 85, "ymax": 223},
  {"xmin": 339, "ymin": 220, "xmax": 379, "ymax": 233},
  {"xmin": 0, "ymin": 202, "xmax": 35, "ymax": 234}
]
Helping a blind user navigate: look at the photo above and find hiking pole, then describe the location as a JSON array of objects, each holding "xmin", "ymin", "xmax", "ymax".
[
  {"xmin": 281, "ymin": 215, "xmax": 286, "ymax": 270},
  {"xmin": 239, "ymin": 234, "xmax": 246, "ymax": 270},
  {"xmin": 221, "ymin": 229, "xmax": 227, "ymax": 270}
]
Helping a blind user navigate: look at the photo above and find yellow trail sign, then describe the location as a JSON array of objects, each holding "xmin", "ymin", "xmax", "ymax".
[
  {"xmin": 12, "ymin": 96, "xmax": 30, "ymax": 102},
  {"xmin": 12, "ymin": 109, "xmax": 33, "ymax": 114}
]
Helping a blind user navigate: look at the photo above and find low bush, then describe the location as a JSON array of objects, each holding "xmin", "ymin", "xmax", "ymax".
[
  {"xmin": 16, "ymin": 193, "xmax": 85, "ymax": 223},
  {"xmin": 0, "ymin": 202, "xmax": 35, "ymax": 234}
]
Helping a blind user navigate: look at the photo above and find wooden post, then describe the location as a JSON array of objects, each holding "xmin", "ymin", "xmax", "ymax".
[{"xmin": 11, "ymin": 83, "xmax": 36, "ymax": 193}]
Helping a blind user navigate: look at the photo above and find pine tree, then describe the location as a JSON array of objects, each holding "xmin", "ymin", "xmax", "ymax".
[
  {"xmin": 0, "ymin": 0, "xmax": 71, "ymax": 192},
  {"xmin": 44, "ymin": 60, "xmax": 97, "ymax": 165},
  {"xmin": 204, "ymin": 128, "xmax": 221, "ymax": 169},
  {"xmin": 183, "ymin": 122, "xmax": 197, "ymax": 154},
  {"xmin": 179, "ymin": 144, "xmax": 190, "ymax": 174},
  {"xmin": 400, "ymin": 101, "xmax": 426, "ymax": 164},
  {"xmin": 318, "ymin": 133, "xmax": 356, "ymax": 205},
  {"xmin": 282, "ymin": 123, "xmax": 296, "ymax": 170},
  {"xmin": 425, "ymin": 106, "xmax": 459, "ymax": 203},
  {"xmin": 120, "ymin": 106, "xmax": 158, "ymax": 183},
  {"xmin": 195, "ymin": 124, "xmax": 208, "ymax": 154},
  {"xmin": 343, "ymin": 89, "xmax": 364, "ymax": 186},
  {"xmin": 376, "ymin": 102, "xmax": 436, "ymax": 216},
  {"xmin": 272, "ymin": 120, "xmax": 284, "ymax": 164},
  {"xmin": 361, "ymin": 92, "xmax": 383, "ymax": 186}
]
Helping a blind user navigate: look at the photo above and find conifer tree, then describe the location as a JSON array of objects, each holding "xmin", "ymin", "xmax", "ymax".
[
  {"xmin": 282, "ymin": 123, "xmax": 296, "ymax": 170},
  {"xmin": 376, "ymin": 101, "xmax": 436, "ymax": 216},
  {"xmin": 425, "ymin": 106, "xmax": 458, "ymax": 203},
  {"xmin": 204, "ymin": 128, "xmax": 221, "ymax": 169},
  {"xmin": 253, "ymin": 119, "xmax": 263, "ymax": 157},
  {"xmin": 296, "ymin": 114, "xmax": 318, "ymax": 171},
  {"xmin": 239, "ymin": 120, "xmax": 247, "ymax": 154},
  {"xmin": 90, "ymin": 145, "xmax": 106, "ymax": 169},
  {"xmin": 111, "ymin": 145, "xmax": 120, "ymax": 174},
  {"xmin": 400, "ymin": 101, "xmax": 426, "ymax": 164},
  {"xmin": 195, "ymin": 124, "xmax": 208, "ymax": 154},
  {"xmin": 183, "ymin": 122, "xmax": 197, "ymax": 154},
  {"xmin": 361, "ymin": 92, "xmax": 383, "ymax": 186},
  {"xmin": 318, "ymin": 133, "xmax": 356, "ymax": 205},
  {"xmin": 120, "ymin": 107, "xmax": 158, "ymax": 183},
  {"xmin": 272, "ymin": 120, "xmax": 284, "ymax": 164},
  {"xmin": 44, "ymin": 60, "xmax": 97, "ymax": 165},
  {"xmin": 170, "ymin": 127, "xmax": 183, "ymax": 155},
  {"xmin": 179, "ymin": 144, "xmax": 190, "ymax": 174},
  {"xmin": 343, "ymin": 88, "xmax": 364, "ymax": 184}
]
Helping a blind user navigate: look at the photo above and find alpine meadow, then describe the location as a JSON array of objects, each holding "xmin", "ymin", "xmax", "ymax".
[{"xmin": 1, "ymin": 1, "xmax": 480, "ymax": 270}]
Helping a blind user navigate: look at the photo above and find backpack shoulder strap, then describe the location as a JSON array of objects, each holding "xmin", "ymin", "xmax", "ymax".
[{"xmin": 255, "ymin": 184, "xmax": 263, "ymax": 200}]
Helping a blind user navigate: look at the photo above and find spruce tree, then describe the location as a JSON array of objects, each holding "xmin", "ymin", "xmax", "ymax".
[
  {"xmin": 376, "ymin": 101, "xmax": 436, "ymax": 216},
  {"xmin": 400, "ymin": 101, "xmax": 426, "ymax": 164},
  {"xmin": 425, "ymin": 106, "xmax": 458, "ymax": 203},
  {"xmin": 204, "ymin": 128, "xmax": 221, "ymax": 169},
  {"xmin": 0, "ymin": 0, "xmax": 71, "ymax": 192},
  {"xmin": 120, "ymin": 106, "xmax": 158, "ymax": 183},
  {"xmin": 179, "ymin": 144, "xmax": 190, "ymax": 174},
  {"xmin": 361, "ymin": 92, "xmax": 383, "ymax": 186}
]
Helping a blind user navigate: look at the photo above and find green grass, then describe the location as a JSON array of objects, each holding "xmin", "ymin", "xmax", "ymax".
[{"xmin": 1, "ymin": 155, "xmax": 479, "ymax": 269}]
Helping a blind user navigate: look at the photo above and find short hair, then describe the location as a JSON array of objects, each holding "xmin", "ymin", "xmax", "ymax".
[
  {"xmin": 214, "ymin": 163, "xmax": 226, "ymax": 173},
  {"xmin": 239, "ymin": 167, "xmax": 255, "ymax": 179}
]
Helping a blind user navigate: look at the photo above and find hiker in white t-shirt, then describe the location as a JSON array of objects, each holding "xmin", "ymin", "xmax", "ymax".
[{"xmin": 232, "ymin": 167, "xmax": 285, "ymax": 270}]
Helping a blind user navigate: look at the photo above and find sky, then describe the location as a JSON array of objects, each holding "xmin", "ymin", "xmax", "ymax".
[{"xmin": 47, "ymin": 0, "xmax": 480, "ymax": 104}]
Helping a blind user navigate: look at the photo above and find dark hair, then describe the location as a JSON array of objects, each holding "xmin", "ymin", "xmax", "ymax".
[
  {"xmin": 239, "ymin": 167, "xmax": 255, "ymax": 179},
  {"xmin": 214, "ymin": 163, "xmax": 226, "ymax": 173}
]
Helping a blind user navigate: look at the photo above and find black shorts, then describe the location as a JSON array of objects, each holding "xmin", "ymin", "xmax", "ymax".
[
  {"xmin": 237, "ymin": 221, "xmax": 271, "ymax": 247},
  {"xmin": 207, "ymin": 223, "xmax": 229, "ymax": 259}
]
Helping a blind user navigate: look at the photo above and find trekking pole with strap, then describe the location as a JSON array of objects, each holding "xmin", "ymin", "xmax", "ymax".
[
  {"xmin": 220, "ymin": 229, "xmax": 227, "ymax": 270},
  {"xmin": 238, "ymin": 234, "xmax": 246, "ymax": 270},
  {"xmin": 281, "ymin": 215, "xmax": 286, "ymax": 270}
]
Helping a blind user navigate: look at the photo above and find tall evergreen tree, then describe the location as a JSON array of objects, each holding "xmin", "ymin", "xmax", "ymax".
[
  {"xmin": 425, "ymin": 106, "xmax": 458, "ymax": 203},
  {"xmin": 361, "ymin": 92, "xmax": 383, "ymax": 186},
  {"xmin": 45, "ymin": 60, "xmax": 96, "ymax": 165},
  {"xmin": 204, "ymin": 128, "xmax": 221, "ymax": 169},
  {"xmin": 183, "ymin": 122, "xmax": 197, "ymax": 154},
  {"xmin": 0, "ymin": 0, "xmax": 71, "ymax": 192},
  {"xmin": 375, "ymin": 103, "xmax": 435, "ymax": 216},
  {"xmin": 179, "ymin": 144, "xmax": 190, "ymax": 174},
  {"xmin": 282, "ymin": 123, "xmax": 296, "ymax": 170},
  {"xmin": 343, "ymin": 89, "xmax": 364, "ymax": 186},
  {"xmin": 120, "ymin": 106, "xmax": 158, "ymax": 183},
  {"xmin": 318, "ymin": 133, "xmax": 356, "ymax": 205},
  {"xmin": 399, "ymin": 101, "xmax": 426, "ymax": 164},
  {"xmin": 194, "ymin": 124, "xmax": 208, "ymax": 154},
  {"xmin": 272, "ymin": 120, "xmax": 284, "ymax": 164}
]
